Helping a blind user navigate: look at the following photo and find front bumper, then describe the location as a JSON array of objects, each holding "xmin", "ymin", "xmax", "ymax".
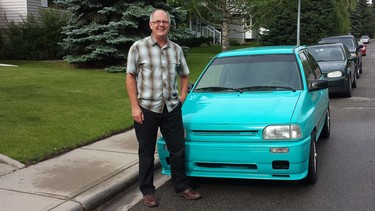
[
  {"xmin": 157, "ymin": 135, "xmax": 311, "ymax": 181},
  {"xmin": 326, "ymin": 77, "xmax": 350, "ymax": 94}
]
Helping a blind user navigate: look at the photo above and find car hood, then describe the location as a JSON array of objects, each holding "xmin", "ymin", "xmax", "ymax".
[
  {"xmin": 318, "ymin": 61, "xmax": 345, "ymax": 73},
  {"xmin": 182, "ymin": 91, "xmax": 301, "ymax": 128},
  {"xmin": 347, "ymin": 47, "xmax": 356, "ymax": 53}
]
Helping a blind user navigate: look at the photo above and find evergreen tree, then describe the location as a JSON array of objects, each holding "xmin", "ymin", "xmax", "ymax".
[
  {"xmin": 54, "ymin": 0, "xmax": 191, "ymax": 69},
  {"xmin": 260, "ymin": 0, "xmax": 296, "ymax": 45},
  {"xmin": 369, "ymin": 2, "xmax": 375, "ymax": 38},
  {"xmin": 350, "ymin": 0, "xmax": 366, "ymax": 37},
  {"xmin": 260, "ymin": 0, "xmax": 345, "ymax": 45},
  {"xmin": 335, "ymin": 0, "xmax": 351, "ymax": 34},
  {"xmin": 355, "ymin": 0, "xmax": 374, "ymax": 37},
  {"xmin": 300, "ymin": 0, "xmax": 336, "ymax": 44}
]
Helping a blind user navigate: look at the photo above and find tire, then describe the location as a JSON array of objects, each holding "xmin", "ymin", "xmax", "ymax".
[
  {"xmin": 320, "ymin": 107, "xmax": 331, "ymax": 139},
  {"xmin": 303, "ymin": 131, "xmax": 317, "ymax": 184},
  {"xmin": 356, "ymin": 63, "xmax": 360, "ymax": 79},
  {"xmin": 345, "ymin": 77, "xmax": 352, "ymax": 98},
  {"xmin": 356, "ymin": 68, "xmax": 360, "ymax": 79}
]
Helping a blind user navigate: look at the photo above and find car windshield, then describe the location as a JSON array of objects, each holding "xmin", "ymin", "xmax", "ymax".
[
  {"xmin": 325, "ymin": 37, "xmax": 355, "ymax": 49},
  {"xmin": 307, "ymin": 46, "xmax": 345, "ymax": 62},
  {"xmin": 361, "ymin": 36, "xmax": 369, "ymax": 39},
  {"xmin": 194, "ymin": 54, "xmax": 303, "ymax": 92}
]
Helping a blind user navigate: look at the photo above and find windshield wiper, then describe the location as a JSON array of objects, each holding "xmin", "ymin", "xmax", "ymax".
[
  {"xmin": 239, "ymin": 86, "xmax": 296, "ymax": 92},
  {"xmin": 195, "ymin": 86, "xmax": 242, "ymax": 92}
]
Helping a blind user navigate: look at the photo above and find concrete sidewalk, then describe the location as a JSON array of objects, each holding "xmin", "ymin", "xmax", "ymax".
[{"xmin": 0, "ymin": 129, "xmax": 166, "ymax": 210}]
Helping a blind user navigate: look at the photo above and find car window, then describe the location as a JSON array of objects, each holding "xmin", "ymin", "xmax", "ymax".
[
  {"xmin": 308, "ymin": 46, "xmax": 344, "ymax": 62},
  {"xmin": 194, "ymin": 54, "xmax": 303, "ymax": 91},
  {"xmin": 299, "ymin": 52, "xmax": 315, "ymax": 86},
  {"xmin": 343, "ymin": 45, "xmax": 351, "ymax": 57},
  {"xmin": 305, "ymin": 51, "xmax": 322, "ymax": 79},
  {"xmin": 325, "ymin": 37, "xmax": 355, "ymax": 48}
]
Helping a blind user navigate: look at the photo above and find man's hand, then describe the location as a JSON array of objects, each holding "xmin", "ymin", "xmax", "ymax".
[{"xmin": 132, "ymin": 106, "xmax": 144, "ymax": 124}]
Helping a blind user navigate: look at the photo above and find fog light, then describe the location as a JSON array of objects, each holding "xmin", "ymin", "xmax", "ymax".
[{"xmin": 270, "ymin": 147, "xmax": 289, "ymax": 153}]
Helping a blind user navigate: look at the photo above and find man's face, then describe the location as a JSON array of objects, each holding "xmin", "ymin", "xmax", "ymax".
[{"xmin": 149, "ymin": 10, "xmax": 170, "ymax": 39}]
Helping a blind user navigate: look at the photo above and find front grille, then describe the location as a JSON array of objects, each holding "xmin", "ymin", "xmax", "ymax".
[
  {"xmin": 191, "ymin": 130, "xmax": 258, "ymax": 136},
  {"xmin": 196, "ymin": 163, "xmax": 257, "ymax": 169}
]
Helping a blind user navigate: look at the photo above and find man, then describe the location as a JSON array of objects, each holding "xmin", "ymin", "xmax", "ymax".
[{"xmin": 126, "ymin": 9, "xmax": 201, "ymax": 207}]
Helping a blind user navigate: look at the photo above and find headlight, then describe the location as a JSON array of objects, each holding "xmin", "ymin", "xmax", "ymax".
[
  {"xmin": 263, "ymin": 125, "xmax": 302, "ymax": 140},
  {"xmin": 327, "ymin": 71, "xmax": 343, "ymax": 78},
  {"xmin": 350, "ymin": 53, "xmax": 356, "ymax": 57}
]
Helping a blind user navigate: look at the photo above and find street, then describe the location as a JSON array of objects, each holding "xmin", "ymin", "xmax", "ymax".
[{"xmin": 101, "ymin": 42, "xmax": 375, "ymax": 211}]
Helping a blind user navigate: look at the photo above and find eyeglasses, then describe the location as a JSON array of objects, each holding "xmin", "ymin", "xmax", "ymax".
[{"xmin": 151, "ymin": 20, "xmax": 169, "ymax": 25}]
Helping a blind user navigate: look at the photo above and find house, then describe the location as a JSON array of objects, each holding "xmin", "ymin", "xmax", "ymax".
[
  {"xmin": 228, "ymin": 18, "xmax": 258, "ymax": 45},
  {"xmin": 0, "ymin": 0, "xmax": 48, "ymax": 28},
  {"xmin": 189, "ymin": 16, "xmax": 258, "ymax": 45}
]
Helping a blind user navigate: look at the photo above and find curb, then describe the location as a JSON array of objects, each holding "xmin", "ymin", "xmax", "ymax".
[
  {"xmin": 0, "ymin": 154, "xmax": 25, "ymax": 169},
  {"xmin": 52, "ymin": 158, "xmax": 160, "ymax": 211}
]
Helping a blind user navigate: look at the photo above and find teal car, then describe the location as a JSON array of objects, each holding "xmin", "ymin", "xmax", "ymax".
[{"xmin": 157, "ymin": 45, "xmax": 330, "ymax": 184}]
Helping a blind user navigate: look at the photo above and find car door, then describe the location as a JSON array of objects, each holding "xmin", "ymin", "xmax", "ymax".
[{"xmin": 299, "ymin": 50, "xmax": 328, "ymax": 132}]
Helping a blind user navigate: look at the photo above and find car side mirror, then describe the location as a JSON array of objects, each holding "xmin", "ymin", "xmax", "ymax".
[
  {"xmin": 188, "ymin": 83, "xmax": 194, "ymax": 92},
  {"xmin": 348, "ymin": 55, "xmax": 356, "ymax": 61},
  {"xmin": 309, "ymin": 79, "xmax": 328, "ymax": 92}
]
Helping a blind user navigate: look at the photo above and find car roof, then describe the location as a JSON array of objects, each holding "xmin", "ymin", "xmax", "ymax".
[
  {"xmin": 308, "ymin": 43, "xmax": 345, "ymax": 49},
  {"xmin": 321, "ymin": 35, "xmax": 355, "ymax": 39},
  {"xmin": 215, "ymin": 45, "xmax": 303, "ymax": 58}
]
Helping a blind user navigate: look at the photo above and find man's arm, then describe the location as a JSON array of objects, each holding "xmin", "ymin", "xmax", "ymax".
[
  {"xmin": 179, "ymin": 75, "xmax": 189, "ymax": 103},
  {"xmin": 126, "ymin": 73, "xmax": 144, "ymax": 124}
]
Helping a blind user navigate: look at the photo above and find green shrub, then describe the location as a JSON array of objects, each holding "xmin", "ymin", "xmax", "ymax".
[
  {"xmin": 1, "ymin": 9, "xmax": 68, "ymax": 60},
  {"xmin": 105, "ymin": 65, "xmax": 127, "ymax": 73},
  {"xmin": 229, "ymin": 39, "xmax": 241, "ymax": 46},
  {"xmin": 180, "ymin": 36, "xmax": 213, "ymax": 47}
]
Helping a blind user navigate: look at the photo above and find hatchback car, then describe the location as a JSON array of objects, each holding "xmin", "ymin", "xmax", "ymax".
[
  {"xmin": 319, "ymin": 35, "xmax": 363, "ymax": 76},
  {"xmin": 307, "ymin": 43, "xmax": 356, "ymax": 97},
  {"xmin": 359, "ymin": 41, "xmax": 366, "ymax": 56},
  {"xmin": 157, "ymin": 46, "xmax": 330, "ymax": 184},
  {"xmin": 360, "ymin": 35, "xmax": 370, "ymax": 44}
]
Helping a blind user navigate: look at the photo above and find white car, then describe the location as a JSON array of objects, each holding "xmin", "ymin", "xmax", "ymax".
[{"xmin": 360, "ymin": 35, "xmax": 370, "ymax": 44}]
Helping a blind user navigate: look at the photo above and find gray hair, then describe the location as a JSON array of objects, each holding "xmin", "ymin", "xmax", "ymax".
[{"xmin": 149, "ymin": 9, "xmax": 171, "ymax": 23}]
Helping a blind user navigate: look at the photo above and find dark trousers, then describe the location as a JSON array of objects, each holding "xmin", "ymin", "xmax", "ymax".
[{"xmin": 134, "ymin": 103, "xmax": 190, "ymax": 195}]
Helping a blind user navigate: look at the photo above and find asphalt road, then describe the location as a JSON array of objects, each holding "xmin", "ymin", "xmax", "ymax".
[{"xmin": 103, "ymin": 42, "xmax": 375, "ymax": 211}]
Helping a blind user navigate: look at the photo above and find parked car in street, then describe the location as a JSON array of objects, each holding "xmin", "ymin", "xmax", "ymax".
[
  {"xmin": 319, "ymin": 35, "xmax": 363, "ymax": 76},
  {"xmin": 308, "ymin": 43, "xmax": 356, "ymax": 97},
  {"xmin": 359, "ymin": 41, "xmax": 366, "ymax": 56},
  {"xmin": 157, "ymin": 45, "xmax": 330, "ymax": 184},
  {"xmin": 360, "ymin": 35, "xmax": 370, "ymax": 44}
]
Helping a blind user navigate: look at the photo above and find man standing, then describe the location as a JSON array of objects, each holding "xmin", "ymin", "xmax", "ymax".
[{"xmin": 126, "ymin": 9, "xmax": 201, "ymax": 207}]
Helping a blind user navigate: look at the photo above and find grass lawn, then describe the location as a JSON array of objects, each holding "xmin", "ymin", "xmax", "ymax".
[
  {"xmin": 0, "ymin": 61, "xmax": 133, "ymax": 164},
  {"xmin": 0, "ymin": 44, "xmax": 255, "ymax": 165}
]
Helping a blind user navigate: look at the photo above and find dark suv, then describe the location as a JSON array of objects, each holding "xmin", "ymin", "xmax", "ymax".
[{"xmin": 319, "ymin": 35, "xmax": 363, "ymax": 78}]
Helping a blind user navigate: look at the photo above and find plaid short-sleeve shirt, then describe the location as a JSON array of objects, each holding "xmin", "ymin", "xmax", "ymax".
[{"xmin": 126, "ymin": 36, "xmax": 190, "ymax": 113}]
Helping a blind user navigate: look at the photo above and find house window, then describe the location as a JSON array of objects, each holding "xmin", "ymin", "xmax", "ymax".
[
  {"xmin": 244, "ymin": 16, "xmax": 252, "ymax": 28},
  {"xmin": 41, "ymin": 0, "xmax": 48, "ymax": 7}
]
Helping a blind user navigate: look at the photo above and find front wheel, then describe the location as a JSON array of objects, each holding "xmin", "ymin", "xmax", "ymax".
[
  {"xmin": 320, "ymin": 107, "xmax": 331, "ymax": 139},
  {"xmin": 352, "ymin": 75, "xmax": 357, "ymax": 88},
  {"xmin": 303, "ymin": 131, "xmax": 317, "ymax": 184},
  {"xmin": 345, "ymin": 77, "xmax": 352, "ymax": 98},
  {"xmin": 356, "ymin": 64, "xmax": 360, "ymax": 79}
]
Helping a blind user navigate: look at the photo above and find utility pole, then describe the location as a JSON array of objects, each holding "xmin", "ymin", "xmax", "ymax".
[{"xmin": 297, "ymin": 0, "xmax": 301, "ymax": 46}]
